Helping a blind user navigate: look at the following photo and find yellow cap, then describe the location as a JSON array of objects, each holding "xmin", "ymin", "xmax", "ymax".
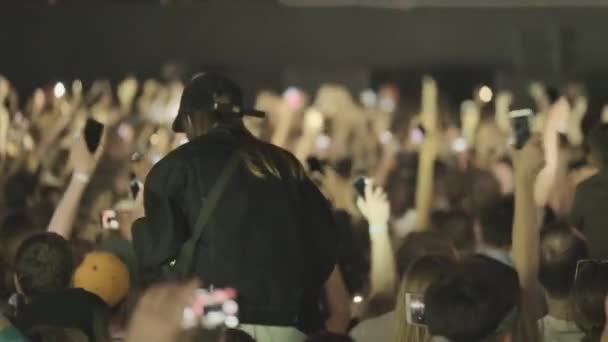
[{"xmin": 73, "ymin": 251, "xmax": 130, "ymax": 307}]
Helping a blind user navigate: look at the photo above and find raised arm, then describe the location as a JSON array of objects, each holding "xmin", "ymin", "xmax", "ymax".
[
  {"xmin": 416, "ymin": 77, "xmax": 439, "ymax": 230},
  {"xmin": 47, "ymin": 133, "xmax": 105, "ymax": 239},
  {"xmin": 357, "ymin": 181, "xmax": 395, "ymax": 296},
  {"xmin": 415, "ymin": 133, "xmax": 439, "ymax": 231},
  {"xmin": 512, "ymin": 135, "xmax": 544, "ymax": 290},
  {"xmin": 534, "ymin": 97, "xmax": 568, "ymax": 207}
]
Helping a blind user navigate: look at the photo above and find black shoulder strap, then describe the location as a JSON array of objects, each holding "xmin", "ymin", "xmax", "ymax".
[{"xmin": 172, "ymin": 154, "xmax": 241, "ymax": 278}]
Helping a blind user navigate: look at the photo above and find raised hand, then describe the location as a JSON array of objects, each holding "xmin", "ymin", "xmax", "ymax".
[
  {"xmin": 495, "ymin": 91, "xmax": 513, "ymax": 133},
  {"xmin": 118, "ymin": 77, "xmax": 139, "ymax": 112},
  {"xmin": 69, "ymin": 130, "xmax": 105, "ymax": 176},
  {"xmin": 421, "ymin": 76, "xmax": 438, "ymax": 133},
  {"xmin": 512, "ymin": 134, "xmax": 544, "ymax": 185},
  {"xmin": 126, "ymin": 280, "xmax": 200, "ymax": 342},
  {"xmin": 461, "ymin": 100, "xmax": 480, "ymax": 146},
  {"xmin": 567, "ymin": 96, "xmax": 587, "ymax": 146},
  {"xmin": 356, "ymin": 180, "xmax": 390, "ymax": 229}
]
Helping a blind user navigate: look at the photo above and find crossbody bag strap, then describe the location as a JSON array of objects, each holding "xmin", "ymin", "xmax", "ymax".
[{"xmin": 172, "ymin": 153, "xmax": 241, "ymax": 278}]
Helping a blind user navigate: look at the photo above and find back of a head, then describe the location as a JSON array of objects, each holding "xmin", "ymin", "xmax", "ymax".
[
  {"xmin": 470, "ymin": 169, "xmax": 502, "ymax": 213},
  {"xmin": 394, "ymin": 255, "xmax": 457, "ymax": 342},
  {"xmin": 431, "ymin": 210, "xmax": 475, "ymax": 255},
  {"xmin": 14, "ymin": 233, "xmax": 74, "ymax": 298},
  {"xmin": 477, "ymin": 195, "xmax": 514, "ymax": 249},
  {"xmin": 28, "ymin": 326, "xmax": 89, "ymax": 342},
  {"xmin": 395, "ymin": 231, "xmax": 456, "ymax": 280},
  {"xmin": 588, "ymin": 123, "xmax": 608, "ymax": 169},
  {"xmin": 425, "ymin": 255, "xmax": 520, "ymax": 342},
  {"xmin": 572, "ymin": 261, "xmax": 608, "ymax": 339},
  {"xmin": 539, "ymin": 221, "xmax": 589, "ymax": 299}
]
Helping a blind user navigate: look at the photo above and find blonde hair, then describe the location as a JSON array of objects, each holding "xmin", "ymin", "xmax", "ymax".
[
  {"xmin": 393, "ymin": 255, "xmax": 455, "ymax": 342},
  {"xmin": 189, "ymin": 115, "xmax": 304, "ymax": 180},
  {"xmin": 238, "ymin": 136, "xmax": 304, "ymax": 180}
]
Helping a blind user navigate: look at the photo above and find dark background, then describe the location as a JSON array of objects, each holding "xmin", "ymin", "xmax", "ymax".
[{"xmin": 2, "ymin": 2, "xmax": 608, "ymax": 107}]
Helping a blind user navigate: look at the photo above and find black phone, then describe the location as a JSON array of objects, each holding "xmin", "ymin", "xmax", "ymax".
[
  {"xmin": 353, "ymin": 176, "xmax": 367, "ymax": 199},
  {"xmin": 84, "ymin": 118, "xmax": 104, "ymax": 153},
  {"xmin": 509, "ymin": 109, "xmax": 533, "ymax": 150},
  {"xmin": 129, "ymin": 172, "xmax": 141, "ymax": 200},
  {"xmin": 306, "ymin": 157, "xmax": 326, "ymax": 175}
]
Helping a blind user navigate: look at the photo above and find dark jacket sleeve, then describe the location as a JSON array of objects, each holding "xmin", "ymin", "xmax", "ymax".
[
  {"xmin": 132, "ymin": 155, "xmax": 189, "ymax": 271},
  {"xmin": 299, "ymin": 177, "xmax": 339, "ymax": 286}
]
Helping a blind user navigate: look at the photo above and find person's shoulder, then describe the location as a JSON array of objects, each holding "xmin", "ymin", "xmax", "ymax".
[
  {"xmin": 256, "ymin": 140, "xmax": 307, "ymax": 178},
  {"xmin": 166, "ymin": 134, "xmax": 233, "ymax": 163},
  {"xmin": 22, "ymin": 289, "xmax": 109, "ymax": 316},
  {"xmin": 160, "ymin": 140, "xmax": 197, "ymax": 163},
  {"xmin": 63, "ymin": 288, "xmax": 109, "ymax": 307},
  {"xmin": 146, "ymin": 142, "xmax": 195, "ymax": 180},
  {"xmin": 259, "ymin": 139, "xmax": 298, "ymax": 160},
  {"xmin": 350, "ymin": 311, "xmax": 395, "ymax": 342}
]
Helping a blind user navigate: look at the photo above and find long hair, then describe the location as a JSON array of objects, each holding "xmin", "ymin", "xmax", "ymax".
[
  {"xmin": 187, "ymin": 112, "xmax": 304, "ymax": 180},
  {"xmin": 220, "ymin": 119, "xmax": 304, "ymax": 180},
  {"xmin": 237, "ymin": 133, "xmax": 303, "ymax": 180},
  {"xmin": 393, "ymin": 255, "xmax": 456, "ymax": 342}
]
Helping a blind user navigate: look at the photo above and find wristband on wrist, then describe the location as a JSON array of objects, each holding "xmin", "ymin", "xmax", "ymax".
[
  {"xmin": 369, "ymin": 224, "xmax": 388, "ymax": 235},
  {"xmin": 73, "ymin": 172, "xmax": 90, "ymax": 184}
]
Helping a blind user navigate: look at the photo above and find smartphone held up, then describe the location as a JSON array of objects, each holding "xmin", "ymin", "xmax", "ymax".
[
  {"xmin": 181, "ymin": 288, "xmax": 239, "ymax": 330},
  {"xmin": 101, "ymin": 209, "xmax": 119, "ymax": 230},
  {"xmin": 353, "ymin": 176, "xmax": 368, "ymax": 199},
  {"xmin": 509, "ymin": 109, "xmax": 534, "ymax": 150}
]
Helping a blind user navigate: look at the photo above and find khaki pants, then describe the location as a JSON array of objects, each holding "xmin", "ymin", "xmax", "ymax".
[{"xmin": 239, "ymin": 325, "xmax": 307, "ymax": 342}]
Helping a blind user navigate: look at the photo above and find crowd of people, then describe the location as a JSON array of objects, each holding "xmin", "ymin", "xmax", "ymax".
[{"xmin": 0, "ymin": 68, "xmax": 608, "ymax": 342}]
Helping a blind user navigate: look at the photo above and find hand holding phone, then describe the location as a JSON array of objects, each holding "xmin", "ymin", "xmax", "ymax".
[
  {"xmin": 509, "ymin": 109, "xmax": 534, "ymax": 150},
  {"xmin": 353, "ymin": 177, "xmax": 368, "ymax": 199},
  {"xmin": 181, "ymin": 288, "xmax": 239, "ymax": 330},
  {"xmin": 355, "ymin": 180, "xmax": 390, "ymax": 229},
  {"xmin": 101, "ymin": 209, "xmax": 119, "ymax": 230},
  {"xmin": 70, "ymin": 124, "xmax": 105, "ymax": 175}
]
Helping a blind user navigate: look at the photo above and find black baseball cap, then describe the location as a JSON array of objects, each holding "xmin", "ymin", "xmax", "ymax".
[{"xmin": 172, "ymin": 72, "xmax": 265, "ymax": 133}]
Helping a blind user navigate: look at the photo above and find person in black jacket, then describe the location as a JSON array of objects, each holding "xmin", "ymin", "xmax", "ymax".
[{"xmin": 131, "ymin": 73, "xmax": 339, "ymax": 341}]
